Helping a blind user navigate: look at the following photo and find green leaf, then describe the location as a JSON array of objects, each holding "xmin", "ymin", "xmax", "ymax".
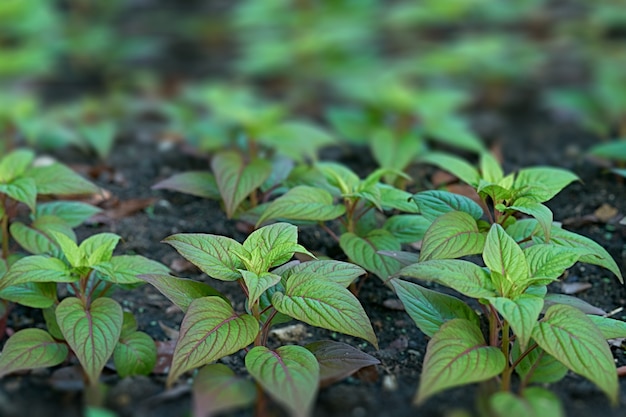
[
  {"xmin": 488, "ymin": 295, "xmax": 543, "ymax": 351},
  {"xmin": 120, "ymin": 312, "xmax": 138, "ymax": 339},
  {"xmin": 0, "ymin": 149, "xmax": 35, "ymax": 182},
  {"xmin": 0, "ymin": 329, "xmax": 68, "ymax": 378},
  {"xmin": 113, "ymin": 331, "xmax": 157, "ymax": 378},
  {"xmin": 272, "ymin": 271, "xmax": 378, "ymax": 348},
  {"xmin": 168, "ymin": 297, "xmax": 258, "ymax": 387},
  {"xmin": 10, "ymin": 217, "xmax": 67, "ymax": 256},
  {"xmin": 211, "ymin": 151, "xmax": 272, "ymax": 218},
  {"xmin": 281, "ymin": 260, "xmax": 365, "ymax": 288},
  {"xmin": 243, "ymin": 223, "xmax": 312, "ymax": 272},
  {"xmin": 260, "ymin": 121, "xmax": 334, "ymax": 162},
  {"xmin": 316, "ymin": 162, "xmax": 360, "ymax": 194},
  {"xmin": 80, "ymin": 121, "xmax": 116, "ymax": 160},
  {"xmin": 0, "ymin": 282, "xmax": 57, "ymax": 308},
  {"xmin": 370, "ymin": 129, "xmax": 423, "ymax": 180},
  {"xmin": 35, "ymin": 201, "xmax": 101, "ymax": 227},
  {"xmin": 416, "ymin": 318, "xmax": 506, "ymax": 404},
  {"xmin": 152, "ymin": 171, "xmax": 220, "ymax": 199},
  {"xmin": 27, "ymin": 162, "xmax": 99, "ymax": 195},
  {"xmin": 57, "ymin": 297, "xmax": 123, "ymax": 385},
  {"xmin": 0, "ymin": 255, "xmax": 74, "ymax": 290},
  {"xmin": 523, "ymin": 244, "xmax": 579, "ymax": 283},
  {"xmin": 543, "ymin": 294, "xmax": 606, "ymax": 315},
  {"xmin": 479, "ymin": 152, "xmax": 503, "ymax": 183},
  {"xmin": 588, "ymin": 315, "xmax": 626, "ymax": 339},
  {"xmin": 79, "ymin": 233, "xmax": 121, "ymax": 266},
  {"xmin": 256, "ymin": 186, "xmax": 345, "ymax": 226},
  {"xmin": 490, "ymin": 387, "xmax": 564, "ymax": 417},
  {"xmin": 339, "ymin": 230, "xmax": 402, "ymax": 280},
  {"xmin": 51, "ymin": 231, "xmax": 82, "ymax": 267},
  {"xmin": 305, "ymin": 340, "xmax": 380, "ymax": 387},
  {"xmin": 412, "ymin": 190, "xmax": 484, "ymax": 221},
  {"xmin": 532, "ymin": 304, "xmax": 618, "ymax": 403},
  {"xmin": 390, "ymin": 278, "xmax": 480, "ymax": 337},
  {"xmin": 419, "ymin": 152, "xmax": 481, "ymax": 187},
  {"xmin": 246, "ymin": 345, "xmax": 319, "ymax": 417},
  {"xmin": 138, "ymin": 273, "xmax": 226, "ymax": 312},
  {"xmin": 483, "ymin": 224, "xmax": 530, "ymax": 297},
  {"xmin": 377, "ymin": 184, "xmax": 420, "ymax": 213},
  {"xmin": 508, "ymin": 199, "xmax": 553, "ymax": 240},
  {"xmin": 506, "ymin": 218, "xmax": 541, "ymax": 243},
  {"xmin": 0, "ymin": 177, "xmax": 37, "ymax": 211},
  {"xmin": 420, "ymin": 211, "xmax": 485, "ymax": 261},
  {"xmin": 192, "ymin": 364, "xmax": 256, "ymax": 417},
  {"xmin": 240, "ymin": 270, "xmax": 281, "ymax": 310},
  {"xmin": 512, "ymin": 341, "xmax": 568, "ymax": 384},
  {"xmin": 547, "ymin": 226, "xmax": 623, "ymax": 283},
  {"xmin": 383, "ymin": 215, "xmax": 430, "ymax": 244},
  {"xmin": 588, "ymin": 140, "xmax": 626, "ymax": 161},
  {"xmin": 93, "ymin": 255, "xmax": 169, "ymax": 285},
  {"xmin": 163, "ymin": 233, "xmax": 245, "ymax": 281},
  {"xmin": 399, "ymin": 259, "xmax": 495, "ymax": 298},
  {"xmin": 514, "ymin": 167, "xmax": 578, "ymax": 203}
]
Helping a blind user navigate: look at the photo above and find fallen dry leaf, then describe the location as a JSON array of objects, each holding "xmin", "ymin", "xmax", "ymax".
[
  {"xmin": 88, "ymin": 198, "xmax": 157, "ymax": 224},
  {"xmin": 594, "ymin": 203, "xmax": 619, "ymax": 223},
  {"xmin": 154, "ymin": 340, "xmax": 176, "ymax": 375},
  {"xmin": 561, "ymin": 282, "xmax": 592, "ymax": 295}
]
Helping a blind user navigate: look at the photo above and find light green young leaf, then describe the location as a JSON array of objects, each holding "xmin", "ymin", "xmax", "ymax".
[
  {"xmin": 483, "ymin": 224, "xmax": 530, "ymax": 297},
  {"xmin": 420, "ymin": 211, "xmax": 485, "ymax": 261},
  {"xmin": 163, "ymin": 234, "xmax": 245, "ymax": 281},
  {"xmin": 418, "ymin": 152, "xmax": 481, "ymax": 187},
  {"xmin": 523, "ymin": 244, "xmax": 579, "ymax": 283},
  {"xmin": 508, "ymin": 198, "xmax": 553, "ymax": 240},
  {"xmin": 490, "ymin": 387, "xmax": 564, "ymax": 417},
  {"xmin": 27, "ymin": 162, "xmax": 99, "ymax": 195},
  {"xmin": 246, "ymin": 345, "xmax": 319, "ymax": 417},
  {"xmin": 0, "ymin": 149, "xmax": 35, "ymax": 182},
  {"xmin": 168, "ymin": 297, "xmax": 258, "ymax": 387},
  {"xmin": 272, "ymin": 271, "xmax": 378, "ymax": 348},
  {"xmin": 51, "ymin": 231, "xmax": 82, "ymax": 267},
  {"xmin": 390, "ymin": 279, "xmax": 480, "ymax": 337},
  {"xmin": 192, "ymin": 364, "xmax": 256, "ymax": 417},
  {"xmin": 512, "ymin": 341, "xmax": 568, "ymax": 384},
  {"xmin": 316, "ymin": 162, "xmax": 360, "ymax": 195},
  {"xmin": 240, "ymin": 270, "xmax": 281, "ymax": 310},
  {"xmin": 480, "ymin": 152, "xmax": 503, "ymax": 183},
  {"xmin": 35, "ymin": 201, "xmax": 101, "ymax": 227},
  {"xmin": 138, "ymin": 274, "xmax": 226, "ymax": 312},
  {"xmin": 399, "ymin": 259, "xmax": 495, "ymax": 298},
  {"xmin": 57, "ymin": 297, "xmax": 123, "ymax": 385},
  {"xmin": 280, "ymin": 260, "xmax": 365, "ymax": 288},
  {"xmin": 532, "ymin": 304, "xmax": 618, "ymax": 404},
  {"xmin": 0, "ymin": 255, "xmax": 74, "ymax": 290},
  {"xmin": 113, "ymin": 331, "xmax": 157, "ymax": 378},
  {"xmin": 211, "ymin": 151, "xmax": 272, "ymax": 218},
  {"xmin": 260, "ymin": 121, "xmax": 334, "ymax": 162},
  {"xmin": 339, "ymin": 230, "xmax": 402, "ymax": 280},
  {"xmin": 256, "ymin": 186, "xmax": 345, "ymax": 226},
  {"xmin": 488, "ymin": 295, "xmax": 543, "ymax": 351},
  {"xmin": 377, "ymin": 184, "xmax": 420, "ymax": 213},
  {"xmin": 416, "ymin": 318, "xmax": 506, "ymax": 404},
  {"xmin": 587, "ymin": 315, "xmax": 626, "ymax": 339},
  {"xmin": 412, "ymin": 190, "xmax": 484, "ymax": 221},
  {"xmin": 79, "ymin": 233, "xmax": 121, "ymax": 266},
  {"xmin": 383, "ymin": 215, "xmax": 431, "ymax": 244},
  {"xmin": 243, "ymin": 223, "xmax": 313, "ymax": 272},
  {"xmin": 152, "ymin": 171, "xmax": 220, "ymax": 199},
  {"xmin": 514, "ymin": 167, "xmax": 578, "ymax": 203},
  {"xmin": 0, "ymin": 177, "xmax": 37, "ymax": 211},
  {"xmin": 0, "ymin": 328, "xmax": 68, "ymax": 378},
  {"xmin": 93, "ymin": 255, "xmax": 169, "ymax": 285}
]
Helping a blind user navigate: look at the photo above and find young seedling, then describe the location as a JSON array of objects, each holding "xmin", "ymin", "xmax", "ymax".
[
  {"xmin": 140, "ymin": 223, "xmax": 379, "ymax": 417},
  {"xmin": 0, "ymin": 232, "xmax": 169, "ymax": 395}
]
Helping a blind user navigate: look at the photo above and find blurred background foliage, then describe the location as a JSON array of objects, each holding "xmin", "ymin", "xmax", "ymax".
[{"xmin": 1, "ymin": 0, "xmax": 626, "ymax": 156}]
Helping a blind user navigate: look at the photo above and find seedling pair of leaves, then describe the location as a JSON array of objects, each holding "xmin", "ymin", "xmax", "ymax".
[
  {"xmin": 0, "ymin": 232, "xmax": 169, "ymax": 388},
  {"xmin": 140, "ymin": 223, "xmax": 379, "ymax": 417},
  {"xmin": 391, "ymin": 221, "xmax": 625, "ymax": 417}
]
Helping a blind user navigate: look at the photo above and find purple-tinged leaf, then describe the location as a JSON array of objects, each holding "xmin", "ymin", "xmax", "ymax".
[
  {"xmin": 305, "ymin": 340, "xmax": 379, "ymax": 387},
  {"xmin": 0, "ymin": 329, "xmax": 68, "ymax": 378},
  {"xmin": 138, "ymin": 274, "xmax": 226, "ymax": 312},
  {"xmin": 192, "ymin": 364, "xmax": 256, "ymax": 417},
  {"xmin": 114, "ymin": 331, "xmax": 157, "ymax": 378}
]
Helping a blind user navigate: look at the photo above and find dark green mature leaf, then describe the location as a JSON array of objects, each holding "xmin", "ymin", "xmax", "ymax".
[
  {"xmin": 272, "ymin": 271, "xmax": 378, "ymax": 348},
  {"xmin": 256, "ymin": 186, "xmax": 345, "ymax": 226},
  {"xmin": 399, "ymin": 259, "xmax": 495, "ymax": 299},
  {"xmin": 243, "ymin": 223, "xmax": 312, "ymax": 272},
  {"xmin": 113, "ymin": 331, "xmax": 157, "ymax": 378},
  {"xmin": 547, "ymin": 226, "xmax": 623, "ymax": 283},
  {"xmin": 138, "ymin": 274, "xmax": 226, "ymax": 312},
  {"xmin": 416, "ymin": 319, "xmax": 505, "ymax": 404},
  {"xmin": 280, "ymin": 260, "xmax": 365, "ymax": 288},
  {"xmin": 0, "ymin": 255, "xmax": 74, "ymax": 290},
  {"xmin": 483, "ymin": 224, "xmax": 529, "ymax": 297},
  {"xmin": 514, "ymin": 167, "xmax": 578, "ymax": 203},
  {"xmin": 168, "ymin": 297, "xmax": 258, "ymax": 387},
  {"xmin": 412, "ymin": 190, "xmax": 484, "ymax": 221},
  {"xmin": 27, "ymin": 163, "xmax": 99, "ymax": 195},
  {"xmin": 0, "ymin": 282, "xmax": 56, "ymax": 308},
  {"xmin": 93, "ymin": 255, "xmax": 169, "ymax": 285},
  {"xmin": 512, "ymin": 341, "xmax": 568, "ymax": 384},
  {"xmin": 420, "ymin": 211, "xmax": 485, "ymax": 261},
  {"xmin": 152, "ymin": 171, "xmax": 220, "ymax": 199},
  {"xmin": 384, "ymin": 215, "xmax": 430, "ymax": 244},
  {"xmin": 490, "ymin": 388, "xmax": 564, "ymax": 417},
  {"xmin": 0, "ymin": 149, "xmax": 35, "ymax": 182},
  {"xmin": 163, "ymin": 234, "xmax": 244, "ymax": 281},
  {"xmin": 588, "ymin": 315, "xmax": 626, "ymax": 339},
  {"xmin": 391, "ymin": 279, "xmax": 480, "ymax": 337},
  {"xmin": 488, "ymin": 295, "xmax": 543, "ymax": 351},
  {"xmin": 0, "ymin": 329, "xmax": 68, "ymax": 378},
  {"xmin": 532, "ymin": 304, "xmax": 618, "ymax": 403},
  {"xmin": 0, "ymin": 177, "xmax": 37, "ymax": 211},
  {"xmin": 306, "ymin": 340, "xmax": 379, "ymax": 387},
  {"xmin": 340, "ymin": 230, "xmax": 402, "ymax": 280},
  {"xmin": 35, "ymin": 201, "xmax": 102, "ymax": 227},
  {"xmin": 419, "ymin": 152, "xmax": 481, "ymax": 187},
  {"xmin": 57, "ymin": 297, "xmax": 123, "ymax": 385},
  {"xmin": 211, "ymin": 151, "xmax": 272, "ymax": 218},
  {"xmin": 246, "ymin": 345, "xmax": 319, "ymax": 417},
  {"xmin": 192, "ymin": 364, "xmax": 256, "ymax": 417}
]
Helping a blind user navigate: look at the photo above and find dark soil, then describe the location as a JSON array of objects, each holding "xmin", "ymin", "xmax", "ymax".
[{"xmin": 1, "ymin": 103, "xmax": 625, "ymax": 417}]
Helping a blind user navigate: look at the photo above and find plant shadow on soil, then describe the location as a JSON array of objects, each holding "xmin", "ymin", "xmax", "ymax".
[{"xmin": 1, "ymin": 109, "xmax": 626, "ymax": 417}]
